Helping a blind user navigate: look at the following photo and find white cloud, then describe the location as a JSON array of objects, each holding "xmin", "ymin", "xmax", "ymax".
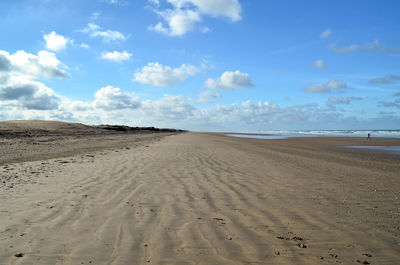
[
  {"xmin": 0, "ymin": 49, "xmax": 69, "ymax": 110},
  {"xmin": 80, "ymin": 23, "xmax": 127, "ymax": 42},
  {"xmin": 91, "ymin": 30, "xmax": 127, "ymax": 42},
  {"xmin": 142, "ymin": 94, "xmax": 195, "ymax": 121},
  {"xmin": 93, "ymin": 86, "xmax": 140, "ymax": 110},
  {"xmin": 43, "ymin": 31, "xmax": 70, "ymax": 52},
  {"xmin": 0, "ymin": 50, "xmax": 68, "ymax": 79},
  {"xmin": 320, "ymin": 28, "xmax": 332, "ymax": 39},
  {"xmin": 149, "ymin": 0, "xmax": 242, "ymax": 36},
  {"xmin": 329, "ymin": 40, "xmax": 400, "ymax": 54},
  {"xmin": 80, "ymin": 23, "xmax": 101, "ymax": 33},
  {"xmin": 59, "ymin": 99, "xmax": 92, "ymax": 112},
  {"xmin": 80, "ymin": 43, "xmax": 90, "ymax": 49},
  {"xmin": 134, "ymin": 62, "xmax": 198, "ymax": 86},
  {"xmin": 0, "ymin": 76, "xmax": 60, "ymax": 110},
  {"xmin": 188, "ymin": 0, "xmax": 242, "ymax": 21},
  {"xmin": 149, "ymin": 9, "xmax": 201, "ymax": 36},
  {"xmin": 313, "ymin": 59, "xmax": 326, "ymax": 70},
  {"xmin": 205, "ymin": 70, "xmax": 253, "ymax": 90},
  {"xmin": 101, "ymin": 51, "xmax": 132, "ymax": 62},
  {"xmin": 304, "ymin": 80, "xmax": 347, "ymax": 93}
]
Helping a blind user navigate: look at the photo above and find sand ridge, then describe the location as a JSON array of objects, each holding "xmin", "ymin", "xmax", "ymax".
[{"xmin": 0, "ymin": 131, "xmax": 399, "ymax": 264}]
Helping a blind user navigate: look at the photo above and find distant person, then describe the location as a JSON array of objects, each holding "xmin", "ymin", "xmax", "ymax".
[{"xmin": 367, "ymin": 133, "xmax": 371, "ymax": 140}]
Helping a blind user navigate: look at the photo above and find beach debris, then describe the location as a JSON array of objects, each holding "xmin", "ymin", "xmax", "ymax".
[
  {"xmin": 274, "ymin": 251, "xmax": 280, "ymax": 255},
  {"xmin": 292, "ymin": 236, "xmax": 303, "ymax": 241},
  {"xmin": 213, "ymin": 217, "xmax": 226, "ymax": 224},
  {"xmin": 297, "ymin": 243, "xmax": 307, "ymax": 248},
  {"xmin": 357, "ymin": 260, "xmax": 370, "ymax": 264},
  {"xmin": 276, "ymin": 236, "xmax": 290, "ymax": 240},
  {"xmin": 362, "ymin": 253, "xmax": 372, "ymax": 257},
  {"xmin": 14, "ymin": 253, "xmax": 24, "ymax": 257}
]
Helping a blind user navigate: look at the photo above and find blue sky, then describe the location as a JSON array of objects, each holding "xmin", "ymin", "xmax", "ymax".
[{"xmin": 0, "ymin": 0, "xmax": 399, "ymax": 131}]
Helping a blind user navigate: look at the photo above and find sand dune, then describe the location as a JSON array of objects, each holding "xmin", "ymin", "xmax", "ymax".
[
  {"xmin": 0, "ymin": 120, "xmax": 181, "ymax": 165},
  {"xmin": 1, "ymin": 130, "xmax": 399, "ymax": 264}
]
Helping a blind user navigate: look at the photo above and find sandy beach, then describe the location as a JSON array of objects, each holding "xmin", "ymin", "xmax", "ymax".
[{"xmin": 1, "ymin": 122, "xmax": 399, "ymax": 265}]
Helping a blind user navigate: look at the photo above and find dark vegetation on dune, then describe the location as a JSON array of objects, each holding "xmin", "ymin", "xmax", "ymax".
[
  {"xmin": 96, "ymin": 125, "xmax": 186, "ymax": 133},
  {"xmin": 0, "ymin": 120, "xmax": 186, "ymax": 139}
]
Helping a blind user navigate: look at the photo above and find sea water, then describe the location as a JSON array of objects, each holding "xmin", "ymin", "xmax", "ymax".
[
  {"xmin": 345, "ymin": 145, "xmax": 400, "ymax": 155},
  {"xmin": 224, "ymin": 130, "xmax": 400, "ymax": 155},
  {"xmin": 225, "ymin": 130, "xmax": 400, "ymax": 139}
]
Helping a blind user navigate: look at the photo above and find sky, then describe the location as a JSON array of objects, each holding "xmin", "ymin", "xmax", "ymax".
[{"xmin": 0, "ymin": 0, "xmax": 399, "ymax": 131}]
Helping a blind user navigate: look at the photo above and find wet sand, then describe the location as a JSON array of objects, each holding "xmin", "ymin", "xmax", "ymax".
[{"xmin": 1, "ymin": 124, "xmax": 399, "ymax": 264}]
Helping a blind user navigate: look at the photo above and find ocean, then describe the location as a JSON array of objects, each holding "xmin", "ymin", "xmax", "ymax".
[
  {"xmin": 225, "ymin": 130, "xmax": 400, "ymax": 139},
  {"xmin": 224, "ymin": 130, "xmax": 400, "ymax": 155}
]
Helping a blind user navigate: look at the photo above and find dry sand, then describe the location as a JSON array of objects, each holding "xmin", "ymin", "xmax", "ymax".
[
  {"xmin": 1, "ymin": 122, "xmax": 399, "ymax": 264},
  {"xmin": 0, "ymin": 120, "xmax": 180, "ymax": 165}
]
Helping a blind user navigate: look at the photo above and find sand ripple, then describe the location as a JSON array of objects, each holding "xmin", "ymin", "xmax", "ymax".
[{"xmin": 1, "ymin": 133, "xmax": 399, "ymax": 264}]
